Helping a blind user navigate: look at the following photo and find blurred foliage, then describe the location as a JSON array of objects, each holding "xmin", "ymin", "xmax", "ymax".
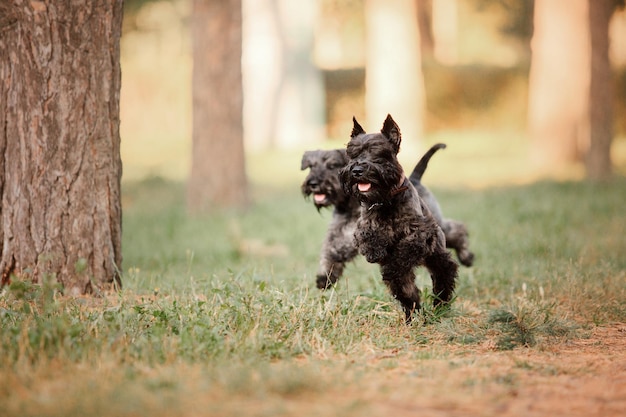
[
  {"xmin": 475, "ymin": 0, "xmax": 534, "ymax": 41},
  {"xmin": 124, "ymin": 0, "xmax": 167, "ymax": 15},
  {"xmin": 123, "ymin": 0, "xmax": 188, "ymax": 33}
]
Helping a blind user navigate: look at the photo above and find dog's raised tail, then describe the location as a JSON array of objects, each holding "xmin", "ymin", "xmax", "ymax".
[{"xmin": 408, "ymin": 143, "xmax": 446, "ymax": 182}]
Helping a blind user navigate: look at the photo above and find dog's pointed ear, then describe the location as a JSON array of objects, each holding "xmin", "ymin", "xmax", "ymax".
[
  {"xmin": 351, "ymin": 117, "xmax": 365, "ymax": 138},
  {"xmin": 381, "ymin": 114, "xmax": 401, "ymax": 151},
  {"xmin": 301, "ymin": 151, "xmax": 314, "ymax": 170}
]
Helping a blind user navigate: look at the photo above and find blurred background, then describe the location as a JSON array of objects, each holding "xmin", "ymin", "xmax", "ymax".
[{"xmin": 119, "ymin": 0, "xmax": 626, "ymax": 191}]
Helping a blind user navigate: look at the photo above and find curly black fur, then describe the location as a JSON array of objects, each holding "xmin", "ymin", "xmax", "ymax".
[{"xmin": 340, "ymin": 115, "xmax": 459, "ymax": 323}]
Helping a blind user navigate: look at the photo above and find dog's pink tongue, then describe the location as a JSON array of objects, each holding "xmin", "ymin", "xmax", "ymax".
[
  {"xmin": 314, "ymin": 194, "xmax": 326, "ymax": 203},
  {"xmin": 358, "ymin": 183, "xmax": 371, "ymax": 192}
]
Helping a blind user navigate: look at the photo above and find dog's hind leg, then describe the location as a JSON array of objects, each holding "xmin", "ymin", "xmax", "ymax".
[
  {"xmin": 442, "ymin": 220, "xmax": 474, "ymax": 267},
  {"xmin": 425, "ymin": 251, "xmax": 458, "ymax": 308}
]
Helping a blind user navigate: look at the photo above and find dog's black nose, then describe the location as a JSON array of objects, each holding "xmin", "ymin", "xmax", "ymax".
[
  {"xmin": 351, "ymin": 165, "xmax": 364, "ymax": 177},
  {"xmin": 307, "ymin": 179, "xmax": 319, "ymax": 187}
]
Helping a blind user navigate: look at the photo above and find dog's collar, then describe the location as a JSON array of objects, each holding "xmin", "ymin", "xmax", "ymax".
[
  {"xmin": 390, "ymin": 176, "xmax": 409, "ymax": 196},
  {"xmin": 366, "ymin": 176, "xmax": 409, "ymax": 211},
  {"xmin": 367, "ymin": 202, "xmax": 384, "ymax": 211}
]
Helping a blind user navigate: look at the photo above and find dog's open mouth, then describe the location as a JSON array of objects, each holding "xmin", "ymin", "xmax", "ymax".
[
  {"xmin": 314, "ymin": 193, "xmax": 326, "ymax": 203},
  {"xmin": 357, "ymin": 183, "xmax": 372, "ymax": 192}
]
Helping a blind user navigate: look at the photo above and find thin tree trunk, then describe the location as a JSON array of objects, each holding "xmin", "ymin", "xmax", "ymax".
[
  {"xmin": 0, "ymin": 0, "xmax": 123, "ymax": 294},
  {"xmin": 431, "ymin": 0, "xmax": 458, "ymax": 65},
  {"xmin": 188, "ymin": 0, "xmax": 248, "ymax": 212},
  {"xmin": 587, "ymin": 0, "xmax": 616, "ymax": 180},
  {"xmin": 365, "ymin": 0, "xmax": 425, "ymax": 142},
  {"xmin": 416, "ymin": 0, "xmax": 435, "ymax": 60},
  {"xmin": 528, "ymin": 0, "xmax": 590, "ymax": 169}
]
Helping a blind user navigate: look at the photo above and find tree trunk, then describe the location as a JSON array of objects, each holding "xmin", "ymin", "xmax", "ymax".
[
  {"xmin": 528, "ymin": 0, "xmax": 590, "ymax": 170},
  {"xmin": 0, "ymin": 0, "xmax": 123, "ymax": 294},
  {"xmin": 416, "ymin": 0, "xmax": 435, "ymax": 60},
  {"xmin": 431, "ymin": 0, "xmax": 458, "ymax": 65},
  {"xmin": 365, "ymin": 0, "xmax": 425, "ymax": 143},
  {"xmin": 587, "ymin": 0, "xmax": 617, "ymax": 180},
  {"xmin": 188, "ymin": 0, "xmax": 248, "ymax": 212}
]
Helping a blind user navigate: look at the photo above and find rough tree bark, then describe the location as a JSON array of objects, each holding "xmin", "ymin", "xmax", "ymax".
[
  {"xmin": 0, "ymin": 0, "xmax": 123, "ymax": 294},
  {"xmin": 188, "ymin": 0, "xmax": 248, "ymax": 212}
]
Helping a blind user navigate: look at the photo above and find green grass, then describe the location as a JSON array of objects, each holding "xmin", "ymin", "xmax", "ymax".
[{"xmin": 1, "ymin": 169, "xmax": 625, "ymax": 416}]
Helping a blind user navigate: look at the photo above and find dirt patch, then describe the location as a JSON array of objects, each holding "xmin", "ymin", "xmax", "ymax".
[
  {"xmin": 334, "ymin": 324, "xmax": 626, "ymax": 417},
  {"xmin": 493, "ymin": 325, "xmax": 626, "ymax": 417},
  {"xmin": 3, "ymin": 324, "xmax": 624, "ymax": 417},
  {"xmin": 220, "ymin": 324, "xmax": 626, "ymax": 417}
]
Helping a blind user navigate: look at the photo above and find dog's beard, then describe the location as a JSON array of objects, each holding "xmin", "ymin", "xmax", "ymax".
[
  {"xmin": 352, "ymin": 182, "xmax": 388, "ymax": 204},
  {"xmin": 357, "ymin": 183, "xmax": 372, "ymax": 192},
  {"xmin": 313, "ymin": 193, "xmax": 327, "ymax": 204},
  {"xmin": 304, "ymin": 189, "xmax": 334, "ymax": 209},
  {"xmin": 343, "ymin": 167, "xmax": 401, "ymax": 205},
  {"xmin": 312, "ymin": 192, "xmax": 336, "ymax": 210},
  {"xmin": 302, "ymin": 177, "xmax": 343, "ymax": 210}
]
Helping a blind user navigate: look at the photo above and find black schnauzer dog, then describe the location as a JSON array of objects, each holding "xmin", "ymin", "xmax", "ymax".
[
  {"xmin": 340, "ymin": 115, "xmax": 458, "ymax": 322},
  {"xmin": 301, "ymin": 143, "xmax": 449, "ymax": 290}
]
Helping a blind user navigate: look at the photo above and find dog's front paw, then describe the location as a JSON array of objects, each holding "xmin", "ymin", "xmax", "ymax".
[{"xmin": 316, "ymin": 274, "xmax": 336, "ymax": 290}]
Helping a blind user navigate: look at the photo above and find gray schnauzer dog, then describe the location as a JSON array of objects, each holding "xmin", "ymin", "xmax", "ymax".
[
  {"xmin": 339, "ymin": 114, "xmax": 459, "ymax": 322},
  {"xmin": 301, "ymin": 141, "xmax": 473, "ymax": 292},
  {"xmin": 301, "ymin": 148, "xmax": 360, "ymax": 290},
  {"xmin": 301, "ymin": 143, "xmax": 451, "ymax": 290}
]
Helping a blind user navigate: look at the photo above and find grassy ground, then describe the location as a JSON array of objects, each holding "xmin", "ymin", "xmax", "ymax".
[
  {"xmin": 1, "ymin": 143, "xmax": 625, "ymax": 416},
  {"xmin": 3, "ymin": 2, "xmax": 624, "ymax": 412}
]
